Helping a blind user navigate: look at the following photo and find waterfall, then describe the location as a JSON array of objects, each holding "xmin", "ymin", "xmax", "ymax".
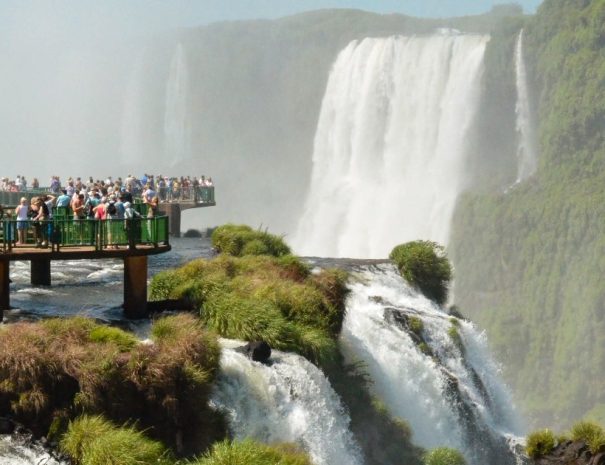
[
  {"xmin": 293, "ymin": 34, "xmax": 488, "ymax": 258},
  {"xmin": 514, "ymin": 29, "xmax": 538, "ymax": 183},
  {"xmin": 211, "ymin": 343, "xmax": 363, "ymax": 465},
  {"xmin": 341, "ymin": 263, "xmax": 525, "ymax": 465},
  {"xmin": 164, "ymin": 43, "xmax": 191, "ymax": 166},
  {"xmin": 0, "ymin": 435, "xmax": 65, "ymax": 465},
  {"xmin": 120, "ymin": 52, "xmax": 145, "ymax": 166}
]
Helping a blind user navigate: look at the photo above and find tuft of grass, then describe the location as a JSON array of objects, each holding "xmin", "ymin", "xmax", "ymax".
[
  {"xmin": 88, "ymin": 326, "xmax": 138, "ymax": 351},
  {"xmin": 389, "ymin": 241, "xmax": 452, "ymax": 305},
  {"xmin": 60, "ymin": 415, "xmax": 171, "ymax": 465},
  {"xmin": 525, "ymin": 429, "xmax": 556, "ymax": 458},
  {"xmin": 423, "ymin": 447, "xmax": 467, "ymax": 465},
  {"xmin": 570, "ymin": 420, "xmax": 605, "ymax": 454},
  {"xmin": 409, "ymin": 317, "xmax": 424, "ymax": 335},
  {"xmin": 190, "ymin": 439, "xmax": 311, "ymax": 465},
  {"xmin": 211, "ymin": 224, "xmax": 291, "ymax": 257},
  {"xmin": 447, "ymin": 325, "xmax": 465, "ymax": 353}
]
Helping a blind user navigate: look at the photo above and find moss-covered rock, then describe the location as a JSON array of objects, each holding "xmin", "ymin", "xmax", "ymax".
[
  {"xmin": 211, "ymin": 224, "xmax": 291, "ymax": 257},
  {"xmin": 149, "ymin": 251, "xmax": 349, "ymax": 365}
]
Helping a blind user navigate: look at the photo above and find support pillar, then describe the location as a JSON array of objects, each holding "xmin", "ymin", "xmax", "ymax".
[
  {"xmin": 0, "ymin": 260, "xmax": 9, "ymax": 319},
  {"xmin": 31, "ymin": 259, "xmax": 51, "ymax": 286},
  {"xmin": 124, "ymin": 255, "xmax": 148, "ymax": 319},
  {"xmin": 159, "ymin": 203, "xmax": 182, "ymax": 237}
]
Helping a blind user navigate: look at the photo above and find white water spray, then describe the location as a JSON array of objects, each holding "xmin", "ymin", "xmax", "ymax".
[
  {"xmin": 120, "ymin": 52, "xmax": 146, "ymax": 166},
  {"xmin": 341, "ymin": 263, "xmax": 524, "ymax": 465},
  {"xmin": 211, "ymin": 343, "xmax": 363, "ymax": 465},
  {"xmin": 293, "ymin": 34, "xmax": 488, "ymax": 258},
  {"xmin": 164, "ymin": 43, "xmax": 191, "ymax": 166},
  {"xmin": 514, "ymin": 29, "xmax": 538, "ymax": 182},
  {"xmin": 0, "ymin": 436, "xmax": 65, "ymax": 465}
]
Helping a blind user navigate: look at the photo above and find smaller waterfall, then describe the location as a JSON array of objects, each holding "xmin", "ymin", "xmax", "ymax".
[
  {"xmin": 514, "ymin": 29, "xmax": 538, "ymax": 182},
  {"xmin": 120, "ymin": 52, "xmax": 145, "ymax": 166},
  {"xmin": 211, "ymin": 342, "xmax": 363, "ymax": 465},
  {"xmin": 341, "ymin": 264, "xmax": 525, "ymax": 465},
  {"xmin": 0, "ymin": 435, "xmax": 65, "ymax": 465},
  {"xmin": 164, "ymin": 43, "xmax": 191, "ymax": 166}
]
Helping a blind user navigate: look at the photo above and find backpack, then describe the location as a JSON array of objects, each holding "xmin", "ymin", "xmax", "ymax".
[{"xmin": 108, "ymin": 202, "xmax": 117, "ymax": 216}]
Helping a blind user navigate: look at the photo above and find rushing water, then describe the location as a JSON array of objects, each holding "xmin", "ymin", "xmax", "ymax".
[
  {"xmin": 293, "ymin": 33, "xmax": 488, "ymax": 258},
  {"xmin": 340, "ymin": 263, "xmax": 525, "ymax": 465},
  {"xmin": 0, "ymin": 435, "xmax": 65, "ymax": 465},
  {"xmin": 211, "ymin": 341, "xmax": 363, "ymax": 465},
  {"xmin": 164, "ymin": 43, "xmax": 191, "ymax": 167},
  {"xmin": 514, "ymin": 29, "xmax": 538, "ymax": 183}
]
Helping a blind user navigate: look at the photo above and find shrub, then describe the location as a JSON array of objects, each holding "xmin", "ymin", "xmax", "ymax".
[
  {"xmin": 409, "ymin": 317, "xmax": 424, "ymax": 335},
  {"xmin": 570, "ymin": 421, "xmax": 605, "ymax": 454},
  {"xmin": 423, "ymin": 447, "xmax": 467, "ymax": 465},
  {"xmin": 149, "ymin": 253, "xmax": 347, "ymax": 365},
  {"xmin": 60, "ymin": 415, "xmax": 171, "ymax": 465},
  {"xmin": 211, "ymin": 224, "xmax": 291, "ymax": 257},
  {"xmin": 191, "ymin": 439, "xmax": 311, "ymax": 465},
  {"xmin": 389, "ymin": 241, "xmax": 452, "ymax": 305},
  {"xmin": 0, "ymin": 315, "xmax": 224, "ymax": 455},
  {"xmin": 525, "ymin": 429, "xmax": 556, "ymax": 458}
]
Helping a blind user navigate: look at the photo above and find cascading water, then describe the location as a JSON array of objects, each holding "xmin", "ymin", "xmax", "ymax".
[
  {"xmin": 340, "ymin": 263, "xmax": 526, "ymax": 465},
  {"xmin": 293, "ymin": 33, "xmax": 488, "ymax": 258},
  {"xmin": 0, "ymin": 435, "xmax": 65, "ymax": 465},
  {"xmin": 514, "ymin": 29, "xmax": 538, "ymax": 183},
  {"xmin": 211, "ymin": 342, "xmax": 363, "ymax": 465},
  {"xmin": 120, "ymin": 52, "xmax": 145, "ymax": 166},
  {"xmin": 164, "ymin": 43, "xmax": 191, "ymax": 166}
]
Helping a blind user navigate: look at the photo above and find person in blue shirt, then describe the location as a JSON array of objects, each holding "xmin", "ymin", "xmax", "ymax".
[{"xmin": 56, "ymin": 190, "xmax": 71, "ymax": 208}]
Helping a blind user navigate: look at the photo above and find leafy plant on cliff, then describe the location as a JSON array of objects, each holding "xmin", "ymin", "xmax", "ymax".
[
  {"xmin": 525, "ymin": 429, "xmax": 556, "ymax": 458},
  {"xmin": 570, "ymin": 421, "xmax": 605, "ymax": 454},
  {"xmin": 423, "ymin": 447, "xmax": 467, "ymax": 465},
  {"xmin": 390, "ymin": 241, "xmax": 452, "ymax": 305},
  {"xmin": 211, "ymin": 224, "xmax": 291, "ymax": 257}
]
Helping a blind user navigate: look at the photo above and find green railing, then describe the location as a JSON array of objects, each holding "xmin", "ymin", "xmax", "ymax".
[{"xmin": 0, "ymin": 216, "xmax": 169, "ymax": 253}]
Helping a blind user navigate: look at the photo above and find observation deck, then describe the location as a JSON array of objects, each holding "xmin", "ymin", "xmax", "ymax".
[{"xmin": 0, "ymin": 216, "xmax": 171, "ymax": 321}]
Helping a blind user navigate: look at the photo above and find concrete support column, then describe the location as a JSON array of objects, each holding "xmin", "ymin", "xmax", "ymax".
[
  {"xmin": 0, "ymin": 260, "xmax": 9, "ymax": 318},
  {"xmin": 124, "ymin": 255, "xmax": 148, "ymax": 319},
  {"xmin": 31, "ymin": 259, "xmax": 51, "ymax": 286}
]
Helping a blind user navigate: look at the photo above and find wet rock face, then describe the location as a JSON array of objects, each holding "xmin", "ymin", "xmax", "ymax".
[
  {"xmin": 0, "ymin": 417, "xmax": 14, "ymax": 434},
  {"xmin": 245, "ymin": 341, "xmax": 272, "ymax": 363},
  {"xmin": 534, "ymin": 441, "xmax": 605, "ymax": 465}
]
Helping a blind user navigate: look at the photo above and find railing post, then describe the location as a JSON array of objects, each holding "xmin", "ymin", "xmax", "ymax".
[{"xmin": 0, "ymin": 259, "xmax": 9, "ymax": 316}]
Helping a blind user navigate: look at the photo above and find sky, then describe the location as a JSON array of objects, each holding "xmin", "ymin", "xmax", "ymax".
[{"xmin": 1, "ymin": 1, "xmax": 544, "ymax": 38}]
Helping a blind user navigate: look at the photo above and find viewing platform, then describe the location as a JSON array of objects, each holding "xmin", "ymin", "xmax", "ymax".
[
  {"xmin": 0, "ymin": 185, "xmax": 216, "ymax": 237},
  {"xmin": 0, "ymin": 216, "xmax": 171, "ymax": 321}
]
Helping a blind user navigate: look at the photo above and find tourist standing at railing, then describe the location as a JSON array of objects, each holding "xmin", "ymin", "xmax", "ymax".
[
  {"xmin": 31, "ymin": 197, "xmax": 49, "ymax": 248},
  {"xmin": 15, "ymin": 198, "xmax": 29, "ymax": 245},
  {"xmin": 31, "ymin": 178, "xmax": 39, "ymax": 189},
  {"xmin": 56, "ymin": 190, "xmax": 71, "ymax": 208}
]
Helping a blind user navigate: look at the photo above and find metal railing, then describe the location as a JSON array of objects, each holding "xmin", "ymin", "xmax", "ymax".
[
  {"xmin": 0, "ymin": 186, "xmax": 215, "ymax": 207},
  {"xmin": 0, "ymin": 216, "xmax": 169, "ymax": 253}
]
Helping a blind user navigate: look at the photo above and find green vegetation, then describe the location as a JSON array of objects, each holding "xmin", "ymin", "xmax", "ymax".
[
  {"xmin": 570, "ymin": 421, "xmax": 605, "ymax": 454},
  {"xmin": 191, "ymin": 439, "xmax": 311, "ymax": 465},
  {"xmin": 390, "ymin": 241, "xmax": 453, "ymax": 305},
  {"xmin": 525, "ymin": 429, "xmax": 556, "ymax": 459},
  {"xmin": 451, "ymin": 0, "xmax": 605, "ymax": 427},
  {"xmin": 60, "ymin": 415, "xmax": 171, "ymax": 465},
  {"xmin": 149, "ymin": 253, "xmax": 348, "ymax": 364},
  {"xmin": 0, "ymin": 315, "xmax": 224, "ymax": 455},
  {"xmin": 408, "ymin": 316, "xmax": 424, "ymax": 335},
  {"xmin": 211, "ymin": 224, "xmax": 291, "ymax": 257},
  {"xmin": 423, "ymin": 447, "xmax": 467, "ymax": 465},
  {"xmin": 447, "ymin": 325, "xmax": 465, "ymax": 353}
]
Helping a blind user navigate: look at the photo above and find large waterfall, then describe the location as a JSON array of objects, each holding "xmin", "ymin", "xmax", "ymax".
[
  {"xmin": 164, "ymin": 43, "xmax": 191, "ymax": 166},
  {"xmin": 514, "ymin": 30, "xmax": 538, "ymax": 183},
  {"xmin": 293, "ymin": 34, "xmax": 488, "ymax": 258},
  {"xmin": 211, "ymin": 343, "xmax": 363, "ymax": 465},
  {"xmin": 341, "ymin": 263, "xmax": 525, "ymax": 465}
]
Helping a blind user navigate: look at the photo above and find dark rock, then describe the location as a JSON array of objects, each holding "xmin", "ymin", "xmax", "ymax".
[
  {"xmin": 0, "ymin": 417, "xmax": 15, "ymax": 434},
  {"xmin": 183, "ymin": 229, "xmax": 202, "ymax": 238},
  {"xmin": 245, "ymin": 341, "xmax": 271, "ymax": 363}
]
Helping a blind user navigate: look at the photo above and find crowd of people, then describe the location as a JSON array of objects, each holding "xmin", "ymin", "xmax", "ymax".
[
  {"xmin": 1, "ymin": 173, "xmax": 214, "ymax": 203},
  {"xmin": 0, "ymin": 173, "xmax": 214, "ymax": 249}
]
